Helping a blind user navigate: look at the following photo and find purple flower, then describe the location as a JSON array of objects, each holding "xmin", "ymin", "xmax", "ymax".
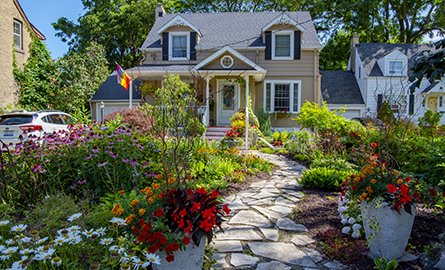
[
  {"xmin": 121, "ymin": 158, "xmax": 129, "ymax": 164},
  {"xmin": 98, "ymin": 161, "xmax": 108, "ymax": 168}
]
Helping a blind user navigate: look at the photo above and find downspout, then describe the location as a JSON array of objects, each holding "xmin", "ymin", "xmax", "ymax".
[{"xmin": 314, "ymin": 49, "xmax": 320, "ymax": 104}]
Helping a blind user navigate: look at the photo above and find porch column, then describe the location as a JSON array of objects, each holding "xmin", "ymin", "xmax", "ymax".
[
  {"xmin": 205, "ymin": 75, "xmax": 211, "ymax": 127},
  {"xmin": 244, "ymin": 75, "xmax": 250, "ymax": 151}
]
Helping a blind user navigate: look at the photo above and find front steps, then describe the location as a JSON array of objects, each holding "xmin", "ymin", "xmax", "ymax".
[{"xmin": 205, "ymin": 126, "xmax": 231, "ymax": 141}]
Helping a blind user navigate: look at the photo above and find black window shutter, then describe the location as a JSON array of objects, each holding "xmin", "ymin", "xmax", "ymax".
[
  {"xmin": 162, "ymin": 32, "xmax": 169, "ymax": 61},
  {"xmin": 294, "ymin": 31, "xmax": 301, "ymax": 60},
  {"xmin": 265, "ymin": 31, "xmax": 271, "ymax": 60},
  {"xmin": 190, "ymin": 32, "xmax": 197, "ymax": 61},
  {"xmin": 409, "ymin": 94, "xmax": 415, "ymax": 115},
  {"xmin": 377, "ymin": 94, "xmax": 383, "ymax": 112}
]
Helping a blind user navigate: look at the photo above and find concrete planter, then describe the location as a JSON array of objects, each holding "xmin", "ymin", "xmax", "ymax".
[
  {"xmin": 153, "ymin": 236, "xmax": 206, "ymax": 270},
  {"xmin": 361, "ymin": 200, "xmax": 416, "ymax": 260}
]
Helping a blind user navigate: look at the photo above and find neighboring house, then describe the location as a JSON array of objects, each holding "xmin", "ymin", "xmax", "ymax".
[
  {"xmin": 91, "ymin": 5, "xmax": 322, "ymax": 128},
  {"xmin": 0, "ymin": 0, "xmax": 45, "ymax": 109},
  {"xmin": 323, "ymin": 34, "xmax": 445, "ymax": 125}
]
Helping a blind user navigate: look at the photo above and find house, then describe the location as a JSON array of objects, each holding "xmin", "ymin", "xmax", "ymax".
[
  {"xmin": 91, "ymin": 4, "xmax": 322, "ymax": 128},
  {"xmin": 0, "ymin": 0, "xmax": 45, "ymax": 109},
  {"xmin": 322, "ymin": 34, "xmax": 445, "ymax": 125}
]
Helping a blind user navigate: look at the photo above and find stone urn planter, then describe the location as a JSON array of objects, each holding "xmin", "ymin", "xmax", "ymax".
[
  {"xmin": 361, "ymin": 200, "xmax": 416, "ymax": 260},
  {"xmin": 153, "ymin": 237, "xmax": 207, "ymax": 270}
]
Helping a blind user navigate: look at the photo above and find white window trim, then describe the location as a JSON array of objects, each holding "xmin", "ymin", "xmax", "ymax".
[
  {"xmin": 220, "ymin": 55, "xmax": 234, "ymax": 69},
  {"xmin": 384, "ymin": 94, "xmax": 408, "ymax": 115},
  {"xmin": 13, "ymin": 19, "xmax": 23, "ymax": 50},
  {"xmin": 263, "ymin": 80, "xmax": 301, "ymax": 113},
  {"xmin": 271, "ymin": 30, "xmax": 294, "ymax": 60},
  {"xmin": 169, "ymin": 32, "xmax": 190, "ymax": 61},
  {"xmin": 387, "ymin": 60, "xmax": 404, "ymax": 76}
]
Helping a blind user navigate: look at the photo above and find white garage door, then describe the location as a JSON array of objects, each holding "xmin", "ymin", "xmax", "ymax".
[
  {"xmin": 341, "ymin": 109, "xmax": 361, "ymax": 119},
  {"xmin": 103, "ymin": 104, "xmax": 130, "ymax": 116}
]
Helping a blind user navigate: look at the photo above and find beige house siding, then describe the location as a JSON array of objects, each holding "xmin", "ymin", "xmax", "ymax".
[{"xmin": 0, "ymin": 0, "xmax": 44, "ymax": 109}]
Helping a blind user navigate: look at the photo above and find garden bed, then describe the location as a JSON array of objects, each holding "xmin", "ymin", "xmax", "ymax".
[{"xmin": 294, "ymin": 189, "xmax": 445, "ymax": 269}]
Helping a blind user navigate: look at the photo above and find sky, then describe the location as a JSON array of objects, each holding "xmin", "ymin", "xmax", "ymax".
[{"xmin": 20, "ymin": 0, "xmax": 84, "ymax": 59}]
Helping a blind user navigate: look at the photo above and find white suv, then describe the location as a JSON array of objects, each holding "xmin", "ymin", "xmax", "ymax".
[{"xmin": 0, "ymin": 110, "xmax": 71, "ymax": 146}]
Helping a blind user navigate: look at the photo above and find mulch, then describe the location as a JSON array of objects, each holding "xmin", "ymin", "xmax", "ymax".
[{"xmin": 295, "ymin": 189, "xmax": 445, "ymax": 269}]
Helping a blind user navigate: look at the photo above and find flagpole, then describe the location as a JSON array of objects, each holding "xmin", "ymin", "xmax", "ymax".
[{"xmin": 129, "ymin": 79, "xmax": 133, "ymax": 109}]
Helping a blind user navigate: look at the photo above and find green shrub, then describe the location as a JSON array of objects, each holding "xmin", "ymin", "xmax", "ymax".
[
  {"xmin": 310, "ymin": 157, "xmax": 357, "ymax": 171},
  {"xmin": 257, "ymin": 109, "xmax": 272, "ymax": 136},
  {"xmin": 301, "ymin": 167, "xmax": 353, "ymax": 191},
  {"xmin": 377, "ymin": 101, "xmax": 396, "ymax": 124}
]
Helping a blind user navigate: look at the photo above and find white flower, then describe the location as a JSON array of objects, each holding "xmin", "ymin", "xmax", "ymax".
[
  {"xmin": 352, "ymin": 223, "xmax": 362, "ymax": 231},
  {"xmin": 348, "ymin": 217, "xmax": 356, "ymax": 224},
  {"xmin": 67, "ymin": 213, "xmax": 82, "ymax": 222},
  {"xmin": 19, "ymin": 249, "xmax": 34, "ymax": 255},
  {"xmin": 120, "ymin": 253, "xmax": 133, "ymax": 263},
  {"xmin": 67, "ymin": 225, "xmax": 81, "ymax": 233},
  {"xmin": 7, "ymin": 258, "xmax": 28, "ymax": 270},
  {"xmin": 35, "ymin": 237, "xmax": 48, "ymax": 245},
  {"xmin": 0, "ymin": 245, "xmax": 5, "ymax": 252},
  {"xmin": 96, "ymin": 227, "xmax": 106, "ymax": 236},
  {"xmin": 351, "ymin": 231, "xmax": 361, "ymax": 239},
  {"xmin": 100, "ymin": 238, "xmax": 113, "ymax": 245},
  {"xmin": 0, "ymin": 255, "xmax": 11, "ymax": 261},
  {"xmin": 18, "ymin": 236, "xmax": 32, "ymax": 244},
  {"xmin": 34, "ymin": 248, "xmax": 55, "ymax": 261},
  {"xmin": 68, "ymin": 234, "xmax": 82, "ymax": 245},
  {"xmin": 0, "ymin": 236, "xmax": 2, "ymax": 240},
  {"xmin": 51, "ymin": 256, "xmax": 62, "ymax": 266},
  {"xmin": 340, "ymin": 218, "xmax": 348, "ymax": 225},
  {"xmin": 83, "ymin": 229, "xmax": 98, "ymax": 238},
  {"xmin": 338, "ymin": 206, "xmax": 347, "ymax": 213},
  {"xmin": 54, "ymin": 236, "xmax": 67, "ymax": 246},
  {"xmin": 35, "ymin": 246, "xmax": 44, "ymax": 252},
  {"xmin": 2, "ymin": 246, "xmax": 19, "ymax": 255},
  {"xmin": 0, "ymin": 220, "xmax": 10, "ymax": 226},
  {"xmin": 6, "ymin": 239, "xmax": 15, "ymax": 245},
  {"xmin": 145, "ymin": 253, "xmax": 160, "ymax": 265},
  {"xmin": 341, "ymin": 226, "xmax": 351, "ymax": 235},
  {"xmin": 110, "ymin": 245, "xmax": 125, "ymax": 254},
  {"xmin": 11, "ymin": 224, "xmax": 27, "ymax": 233},
  {"xmin": 110, "ymin": 217, "xmax": 127, "ymax": 226}
]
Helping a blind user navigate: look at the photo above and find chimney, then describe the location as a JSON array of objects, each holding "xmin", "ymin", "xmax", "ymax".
[
  {"xmin": 350, "ymin": 33, "xmax": 359, "ymax": 73},
  {"xmin": 156, "ymin": 4, "xmax": 166, "ymax": 18}
]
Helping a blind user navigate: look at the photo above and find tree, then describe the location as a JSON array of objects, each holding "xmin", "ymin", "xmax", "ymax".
[
  {"xmin": 14, "ymin": 38, "xmax": 58, "ymax": 110},
  {"xmin": 54, "ymin": 42, "xmax": 109, "ymax": 113},
  {"xmin": 319, "ymin": 30, "xmax": 350, "ymax": 70},
  {"xmin": 53, "ymin": 0, "xmax": 158, "ymax": 68},
  {"xmin": 410, "ymin": 38, "xmax": 445, "ymax": 91}
]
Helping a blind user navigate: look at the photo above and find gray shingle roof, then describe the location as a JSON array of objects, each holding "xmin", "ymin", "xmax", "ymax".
[
  {"xmin": 321, "ymin": 70, "xmax": 364, "ymax": 104},
  {"xmin": 355, "ymin": 43, "xmax": 434, "ymax": 77},
  {"xmin": 141, "ymin": 12, "xmax": 321, "ymax": 50},
  {"xmin": 90, "ymin": 73, "xmax": 142, "ymax": 101}
]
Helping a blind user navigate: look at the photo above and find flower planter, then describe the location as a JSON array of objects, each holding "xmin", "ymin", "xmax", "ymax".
[
  {"xmin": 361, "ymin": 200, "xmax": 416, "ymax": 260},
  {"xmin": 153, "ymin": 236, "xmax": 207, "ymax": 270}
]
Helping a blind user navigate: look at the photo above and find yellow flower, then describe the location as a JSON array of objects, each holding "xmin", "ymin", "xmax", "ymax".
[
  {"xmin": 362, "ymin": 192, "xmax": 368, "ymax": 198},
  {"xmin": 138, "ymin": 208, "xmax": 146, "ymax": 216},
  {"xmin": 394, "ymin": 171, "xmax": 400, "ymax": 176},
  {"xmin": 118, "ymin": 190, "xmax": 125, "ymax": 195},
  {"xmin": 140, "ymin": 187, "xmax": 153, "ymax": 196},
  {"xmin": 168, "ymin": 178, "xmax": 176, "ymax": 184},
  {"xmin": 370, "ymin": 179, "xmax": 377, "ymax": 184},
  {"xmin": 397, "ymin": 179, "xmax": 403, "ymax": 184},
  {"xmin": 147, "ymin": 198, "xmax": 154, "ymax": 204},
  {"xmin": 152, "ymin": 183, "xmax": 161, "ymax": 190},
  {"xmin": 125, "ymin": 214, "xmax": 136, "ymax": 224},
  {"xmin": 366, "ymin": 186, "xmax": 373, "ymax": 193},
  {"xmin": 130, "ymin": 199, "xmax": 139, "ymax": 208},
  {"xmin": 112, "ymin": 204, "xmax": 124, "ymax": 216}
]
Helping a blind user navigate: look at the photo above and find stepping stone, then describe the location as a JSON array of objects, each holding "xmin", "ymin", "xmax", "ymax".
[
  {"xmin": 259, "ymin": 228, "xmax": 279, "ymax": 241},
  {"xmin": 276, "ymin": 218, "xmax": 308, "ymax": 232},
  {"xmin": 276, "ymin": 182, "xmax": 299, "ymax": 190},
  {"xmin": 238, "ymin": 192, "xmax": 257, "ymax": 198},
  {"xmin": 227, "ymin": 202, "xmax": 250, "ymax": 212},
  {"xmin": 275, "ymin": 197, "xmax": 296, "ymax": 208},
  {"xmin": 229, "ymin": 210, "xmax": 271, "ymax": 228},
  {"xmin": 248, "ymin": 198, "xmax": 274, "ymax": 206},
  {"xmin": 302, "ymin": 248, "xmax": 323, "ymax": 263},
  {"xmin": 268, "ymin": 205, "xmax": 293, "ymax": 216},
  {"xmin": 251, "ymin": 192, "xmax": 277, "ymax": 200},
  {"xmin": 261, "ymin": 187, "xmax": 280, "ymax": 194},
  {"xmin": 398, "ymin": 253, "xmax": 418, "ymax": 262},
  {"xmin": 256, "ymin": 261, "xmax": 291, "ymax": 270},
  {"xmin": 281, "ymin": 194, "xmax": 301, "ymax": 203},
  {"xmin": 324, "ymin": 261, "xmax": 347, "ymax": 270},
  {"xmin": 231, "ymin": 253, "xmax": 259, "ymax": 267},
  {"xmin": 213, "ymin": 253, "xmax": 230, "ymax": 269},
  {"xmin": 241, "ymin": 197, "xmax": 256, "ymax": 203},
  {"xmin": 248, "ymin": 242, "xmax": 317, "ymax": 268},
  {"xmin": 212, "ymin": 240, "xmax": 243, "ymax": 252},
  {"xmin": 282, "ymin": 189, "xmax": 304, "ymax": 198},
  {"xmin": 223, "ymin": 194, "xmax": 236, "ymax": 203},
  {"xmin": 291, "ymin": 235, "xmax": 316, "ymax": 246},
  {"xmin": 215, "ymin": 225, "xmax": 262, "ymax": 241},
  {"xmin": 250, "ymin": 181, "xmax": 267, "ymax": 188},
  {"xmin": 251, "ymin": 205, "xmax": 286, "ymax": 219}
]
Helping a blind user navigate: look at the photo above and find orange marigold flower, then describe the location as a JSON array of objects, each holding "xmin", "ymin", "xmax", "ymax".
[
  {"xmin": 130, "ymin": 199, "xmax": 139, "ymax": 208},
  {"xmin": 168, "ymin": 178, "xmax": 176, "ymax": 184},
  {"xmin": 125, "ymin": 214, "xmax": 136, "ymax": 224},
  {"xmin": 371, "ymin": 142, "xmax": 378, "ymax": 149},
  {"xmin": 118, "ymin": 190, "xmax": 125, "ymax": 195},
  {"xmin": 366, "ymin": 186, "xmax": 373, "ymax": 193},
  {"xmin": 362, "ymin": 192, "xmax": 368, "ymax": 198},
  {"xmin": 140, "ymin": 187, "xmax": 153, "ymax": 196},
  {"xmin": 397, "ymin": 179, "xmax": 403, "ymax": 185},
  {"xmin": 138, "ymin": 208, "xmax": 146, "ymax": 216},
  {"xmin": 152, "ymin": 183, "xmax": 161, "ymax": 190},
  {"xmin": 155, "ymin": 174, "xmax": 163, "ymax": 180},
  {"xmin": 147, "ymin": 198, "xmax": 154, "ymax": 204},
  {"xmin": 112, "ymin": 204, "xmax": 124, "ymax": 216},
  {"xmin": 370, "ymin": 179, "xmax": 377, "ymax": 184}
]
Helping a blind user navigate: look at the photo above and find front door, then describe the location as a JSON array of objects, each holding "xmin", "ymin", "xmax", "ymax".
[
  {"xmin": 428, "ymin": 97, "xmax": 438, "ymax": 112},
  {"xmin": 217, "ymin": 81, "xmax": 239, "ymax": 126}
]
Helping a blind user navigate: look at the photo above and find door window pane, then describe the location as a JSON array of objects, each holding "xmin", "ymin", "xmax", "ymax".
[{"xmin": 222, "ymin": 85, "xmax": 235, "ymax": 110}]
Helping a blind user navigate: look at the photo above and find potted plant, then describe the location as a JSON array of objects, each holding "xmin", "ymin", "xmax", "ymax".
[
  {"xmin": 340, "ymin": 143, "xmax": 441, "ymax": 260},
  {"xmin": 112, "ymin": 184, "xmax": 230, "ymax": 269}
]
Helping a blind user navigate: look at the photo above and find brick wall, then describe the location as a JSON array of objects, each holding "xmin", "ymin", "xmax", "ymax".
[{"xmin": 0, "ymin": 0, "xmax": 36, "ymax": 109}]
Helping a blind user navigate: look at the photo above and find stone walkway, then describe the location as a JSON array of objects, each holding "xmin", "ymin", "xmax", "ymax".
[{"xmin": 211, "ymin": 153, "xmax": 347, "ymax": 270}]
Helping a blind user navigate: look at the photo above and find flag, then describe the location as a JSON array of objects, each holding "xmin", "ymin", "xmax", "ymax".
[{"xmin": 116, "ymin": 63, "xmax": 131, "ymax": 91}]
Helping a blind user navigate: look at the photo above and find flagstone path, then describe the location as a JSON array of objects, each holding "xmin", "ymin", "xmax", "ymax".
[{"xmin": 211, "ymin": 152, "xmax": 347, "ymax": 270}]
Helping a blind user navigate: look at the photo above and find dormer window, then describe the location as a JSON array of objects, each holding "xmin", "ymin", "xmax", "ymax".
[
  {"xmin": 169, "ymin": 32, "xmax": 190, "ymax": 60},
  {"xmin": 388, "ymin": 60, "xmax": 403, "ymax": 75},
  {"xmin": 272, "ymin": 31, "xmax": 294, "ymax": 60}
]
